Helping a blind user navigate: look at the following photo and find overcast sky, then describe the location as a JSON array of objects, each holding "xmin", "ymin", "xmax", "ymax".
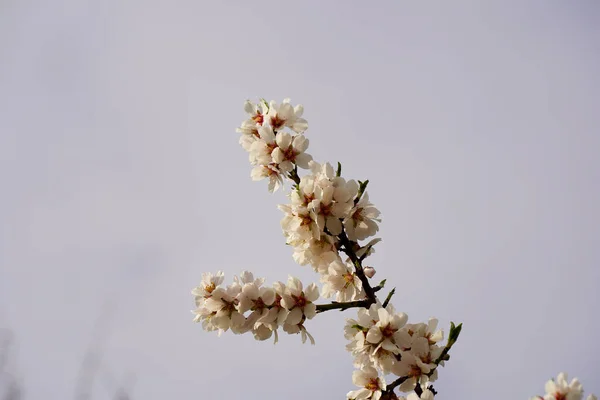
[{"xmin": 1, "ymin": 1, "xmax": 599, "ymax": 399}]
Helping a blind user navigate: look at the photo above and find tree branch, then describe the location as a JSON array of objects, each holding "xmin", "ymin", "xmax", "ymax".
[
  {"xmin": 316, "ymin": 299, "xmax": 372, "ymax": 313},
  {"xmin": 338, "ymin": 230, "xmax": 378, "ymax": 306}
]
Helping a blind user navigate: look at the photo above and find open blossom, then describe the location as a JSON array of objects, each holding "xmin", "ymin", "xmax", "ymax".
[
  {"xmin": 345, "ymin": 304, "xmax": 410, "ymax": 373},
  {"xmin": 251, "ymin": 164, "xmax": 285, "ymax": 192},
  {"xmin": 307, "ymin": 161, "xmax": 359, "ymax": 236},
  {"xmin": 291, "ymin": 235, "xmax": 340, "ymax": 274},
  {"xmin": 271, "ymin": 131, "xmax": 312, "ymax": 170},
  {"xmin": 321, "ymin": 259, "xmax": 364, "ymax": 302},
  {"xmin": 237, "ymin": 119, "xmax": 260, "ymax": 151},
  {"xmin": 365, "ymin": 305, "xmax": 410, "ymax": 355},
  {"xmin": 191, "ymin": 271, "xmax": 225, "ymax": 307},
  {"xmin": 391, "ymin": 335, "xmax": 442, "ymax": 393},
  {"xmin": 202, "ymin": 285, "xmax": 246, "ymax": 335},
  {"xmin": 344, "ymin": 192, "xmax": 381, "ymax": 241},
  {"xmin": 242, "ymin": 99, "xmax": 267, "ymax": 126},
  {"xmin": 528, "ymin": 372, "xmax": 596, "ymax": 400},
  {"xmin": 266, "ymin": 98, "xmax": 308, "ymax": 133},
  {"xmin": 283, "ymin": 321, "xmax": 316, "ymax": 345},
  {"xmin": 279, "ymin": 204, "xmax": 321, "ymax": 245},
  {"xmin": 280, "ymin": 276, "xmax": 319, "ymax": 325},
  {"xmin": 347, "ymin": 367, "xmax": 386, "ymax": 400},
  {"xmin": 248, "ymin": 124, "xmax": 277, "ymax": 166},
  {"xmin": 404, "ymin": 318, "xmax": 444, "ymax": 350}
]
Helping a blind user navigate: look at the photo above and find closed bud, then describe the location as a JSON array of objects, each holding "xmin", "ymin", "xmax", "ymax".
[{"xmin": 364, "ymin": 266, "xmax": 376, "ymax": 278}]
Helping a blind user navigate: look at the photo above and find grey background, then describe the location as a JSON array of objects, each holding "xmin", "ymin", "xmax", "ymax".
[{"xmin": 1, "ymin": 1, "xmax": 599, "ymax": 399}]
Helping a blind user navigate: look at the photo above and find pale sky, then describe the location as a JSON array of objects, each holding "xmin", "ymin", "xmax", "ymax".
[{"xmin": 1, "ymin": 1, "xmax": 599, "ymax": 399}]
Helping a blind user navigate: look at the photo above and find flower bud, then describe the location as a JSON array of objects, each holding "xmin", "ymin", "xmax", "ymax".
[{"xmin": 364, "ymin": 266, "xmax": 376, "ymax": 278}]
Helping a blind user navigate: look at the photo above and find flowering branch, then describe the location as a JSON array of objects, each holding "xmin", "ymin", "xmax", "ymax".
[{"xmin": 188, "ymin": 98, "xmax": 595, "ymax": 400}]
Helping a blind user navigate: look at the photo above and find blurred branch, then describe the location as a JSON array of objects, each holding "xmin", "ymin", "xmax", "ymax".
[{"xmin": 74, "ymin": 301, "xmax": 117, "ymax": 400}]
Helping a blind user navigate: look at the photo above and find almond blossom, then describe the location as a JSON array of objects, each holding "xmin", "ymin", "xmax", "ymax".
[
  {"xmin": 529, "ymin": 372, "xmax": 597, "ymax": 400},
  {"xmin": 344, "ymin": 192, "xmax": 381, "ymax": 241},
  {"xmin": 347, "ymin": 367, "xmax": 386, "ymax": 400},
  {"xmin": 321, "ymin": 259, "xmax": 364, "ymax": 302},
  {"xmin": 190, "ymin": 98, "xmax": 593, "ymax": 400},
  {"xmin": 266, "ymin": 98, "xmax": 308, "ymax": 133}
]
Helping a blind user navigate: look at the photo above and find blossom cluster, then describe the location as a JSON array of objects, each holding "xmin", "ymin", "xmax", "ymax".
[
  {"xmin": 237, "ymin": 99, "xmax": 381, "ymax": 303},
  {"xmin": 237, "ymin": 98, "xmax": 311, "ymax": 192},
  {"xmin": 345, "ymin": 303, "xmax": 445, "ymax": 398},
  {"xmin": 192, "ymin": 271, "xmax": 319, "ymax": 344},
  {"xmin": 190, "ymin": 98, "xmax": 594, "ymax": 400},
  {"xmin": 530, "ymin": 373, "xmax": 596, "ymax": 400}
]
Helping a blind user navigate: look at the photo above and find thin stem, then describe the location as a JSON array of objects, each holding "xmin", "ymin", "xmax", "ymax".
[
  {"xmin": 315, "ymin": 299, "xmax": 372, "ymax": 313},
  {"xmin": 384, "ymin": 376, "xmax": 409, "ymax": 393},
  {"xmin": 338, "ymin": 230, "xmax": 377, "ymax": 305}
]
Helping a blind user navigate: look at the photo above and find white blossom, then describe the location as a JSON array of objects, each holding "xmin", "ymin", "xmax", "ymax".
[
  {"xmin": 266, "ymin": 98, "xmax": 308, "ymax": 133},
  {"xmin": 321, "ymin": 259, "xmax": 364, "ymax": 302},
  {"xmin": 391, "ymin": 336, "xmax": 441, "ymax": 392},
  {"xmin": 291, "ymin": 235, "xmax": 340, "ymax": 274},
  {"xmin": 345, "ymin": 304, "xmax": 410, "ymax": 373},
  {"xmin": 271, "ymin": 131, "xmax": 312, "ymax": 170},
  {"xmin": 344, "ymin": 192, "xmax": 381, "ymax": 241},
  {"xmin": 278, "ymin": 204, "xmax": 321, "ymax": 244},
  {"xmin": 191, "ymin": 271, "xmax": 225, "ymax": 307},
  {"xmin": 280, "ymin": 276, "xmax": 319, "ymax": 325},
  {"xmin": 251, "ymin": 164, "xmax": 285, "ymax": 192},
  {"xmin": 347, "ymin": 367, "xmax": 386, "ymax": 400},
  {"xmin": 540, "ymin": 373, "xmax": 586, "ymax": 400}
]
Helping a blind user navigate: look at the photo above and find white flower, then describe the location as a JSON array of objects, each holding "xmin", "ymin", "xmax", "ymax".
[
  {"xmin": 251, "ymin": 164, "xmax": 285, "ymax": 192},
  {"xmin": 280, "ymin": 276, "xmax": 319, "ymax": 325},
  {"xmin": 405, "ymin": 318, "xmax": 444, "ymax": 348},
  {"xmin": 266, "ymin": 98, "xmax": 308, "ymax": 133},
  {"xmin": 543, "ymin": 373, "xmax": 584, "ymax": 400},
  {"xmin": 271, "ymin": 132, "xmax": 312, "ymax": 170},
  {"xmin": 191, "ymin": 271, "xmax": 225, "ymax": 307},
  {"xmin": 321, "ymin": 259, "xmax": 364, "ymax": 302},
  {"xmin": 344, "ymin": 192, "xmax": 381, "ymax": 241},
  {"xmin": 391, "ymin": 336, "xmax": 440, "ymax": 392},
  {"xmin": 248, "ymin": 124, "xmax": 277, "ymax": 166},
  {"xmin": 242, "ymin": 99, "xmax": 266, "ymax": 126},
  {"xmin": 203, "ymin": 285, "xmax": 246, "ymax": 335},
  {"xmin": 344, "ymin": 307, "xmax": 378, "ymax": 368},
  {"xmin": 191, "ymin": 305, "xmax": 217, "ymax": 331},
  {"xmin": 237, "ymin": 119, "xmax": 260, "ymax": 151},
  {"xmin": 347, "ymin": 367, "xmax": 386, "ymax": 400},
  {"xmin": 345, "ymin": 304, "xmax": 409, "ymax": 373},
  {"xmin": 237, "ymin": 281, "xmax": 275, "ymax": 314},
  {"xmin": 282, "ymin": 321, "xmax": 315, "ymax": 345},
  {"xmin": 234, "ymin": 270, "xmax": 265, "ymax": 287},
  {"xmin": 279, "ymin": 204, "xmax": 321, "ymax": 244},
  {"xmin": 251, "ymin": 281, "xmax": 290, "ymax": 343},
  {"xmin": 365, "ymin": 305, "xmax": 410, "ymax": 355},
  {"xmin": 291, "ymin": 235, "xmax": 339, "ymax": 274},
  {"xmin": 285, "ymin": 161, "xmax": 359, "ymax": 238}
]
